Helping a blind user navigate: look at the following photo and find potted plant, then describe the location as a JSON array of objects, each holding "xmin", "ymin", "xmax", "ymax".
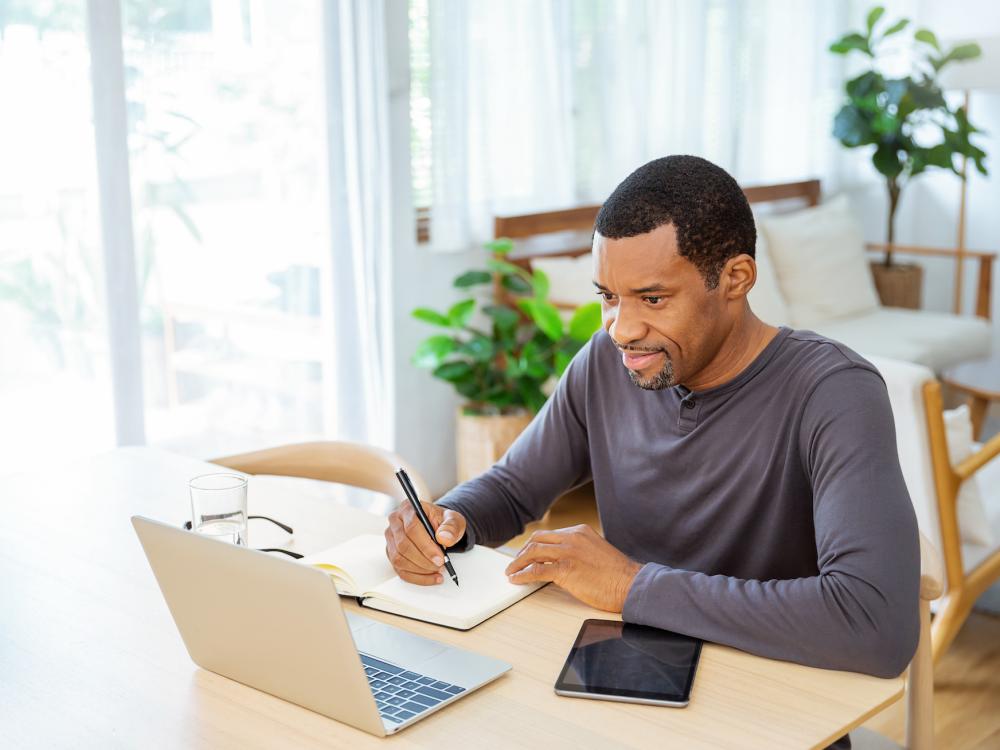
[
  {"xmin": 829, "ymin": 6, "xmax": 988, "ymax": 308},
  {"xmin": 411, "ymin": 238, "xmax": 602, "ymax": 481}
]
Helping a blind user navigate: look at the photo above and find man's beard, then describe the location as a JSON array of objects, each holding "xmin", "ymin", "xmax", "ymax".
[{"xmin": 625, "ymin": 351, "xmax": 676, "ymax": 391}]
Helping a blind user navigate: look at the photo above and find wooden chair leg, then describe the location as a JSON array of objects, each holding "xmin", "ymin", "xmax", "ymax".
[
  {"xmin": 906, "ymin": 598, "xmax": 934, "ymax": 750},
  {"xmin": 930, "ymin": 592, "xmax": 971, "ymax": 664}
]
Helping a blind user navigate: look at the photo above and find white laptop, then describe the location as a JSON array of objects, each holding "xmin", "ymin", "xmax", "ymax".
[{"xmin": 132, "ymin": 516, "xmax": 511, "ymax": 736}]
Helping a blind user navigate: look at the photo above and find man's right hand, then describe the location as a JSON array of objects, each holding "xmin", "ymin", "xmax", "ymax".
[{"xmin": 384, "ymin": 501, "xmax": 467, "ymax": 585}]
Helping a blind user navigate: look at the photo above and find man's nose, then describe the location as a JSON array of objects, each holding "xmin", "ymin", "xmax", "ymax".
[{"xmin": 607, "ymin": 300, "xmax": 647, "ymax": 346}]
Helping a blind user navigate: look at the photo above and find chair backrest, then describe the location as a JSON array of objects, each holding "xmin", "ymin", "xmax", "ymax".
[
  {"xmin": 212, "ymin": 441, "xmax": 433, "ymax": 504},
  {"xmin": 493, "ymin": 179, "xmax": 821, "ymax": 308},
  {"xmin": 865, "ymin": 356, "xmax": 944, "ymax": 562}
]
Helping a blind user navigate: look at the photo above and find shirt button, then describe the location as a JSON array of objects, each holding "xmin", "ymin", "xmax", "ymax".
[{"xmin": 683, "ymin": 399, "xmax": 695, "ymax": 410}]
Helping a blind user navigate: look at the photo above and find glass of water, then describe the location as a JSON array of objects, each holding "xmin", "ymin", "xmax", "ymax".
[{"xmin": 189, "ymin": 473, "xmax": 249, "ymax": 546}]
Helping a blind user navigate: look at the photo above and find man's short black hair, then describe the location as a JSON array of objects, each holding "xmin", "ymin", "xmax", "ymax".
[{"xmin": 595, "ymin": 155, "xmax": 756, "ymax": 289}]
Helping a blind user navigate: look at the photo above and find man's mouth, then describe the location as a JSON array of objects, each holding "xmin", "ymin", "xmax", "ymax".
[{"xmin": 620, "ymin": 349, "xmax": 664, "ymax": 370}]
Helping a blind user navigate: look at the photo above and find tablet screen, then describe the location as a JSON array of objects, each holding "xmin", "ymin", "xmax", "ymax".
[{"xmin": 554, "ymin": 619, "xmax": 702, "ymax": 704}]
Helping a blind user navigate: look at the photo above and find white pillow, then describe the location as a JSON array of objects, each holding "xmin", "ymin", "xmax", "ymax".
[
  {"xmin": 758, "ymin": 194, "xmax": 880, "ymax": 328},
  {"xmin": 747, "ymin": 226, "xmax": 793, "ymax": 327},
  {"xmin": 531, "ymin": 254, "xmax": 595, "ymax": 307},
  {"xmin": 944, "ymin": 404, "xmax": 996, "ymax": 548}
]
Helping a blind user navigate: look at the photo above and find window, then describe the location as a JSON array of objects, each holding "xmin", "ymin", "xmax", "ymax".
[
  {"xmin": 0, "ymin": 2, "xmax": 113, "ymax": 473},
  {"xmin": 122, "ymin": 0, "xmax": 329, "ymax": 457}
]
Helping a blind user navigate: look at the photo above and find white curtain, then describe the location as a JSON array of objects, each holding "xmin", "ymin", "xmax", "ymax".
[
  {"xmin": 426, "ymin": 0, "xmax": 861, "ymax": 252},
  {"xmin": 429, "ymin": 0, "xmax": 577, "ymax": 251},
  {"xmin": 321, "ymin": 0, "xmax": 395, "ymax": 449}
]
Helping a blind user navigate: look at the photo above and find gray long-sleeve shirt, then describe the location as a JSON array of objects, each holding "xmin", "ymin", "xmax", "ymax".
[{"xmin": 439, "ymin": 327, "xmax": 920, "ymax": 680}]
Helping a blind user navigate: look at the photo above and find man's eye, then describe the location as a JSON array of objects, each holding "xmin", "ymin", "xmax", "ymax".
[
  {"xmin": 597, "ymin": 291, "xmax": 615, "ymax": 301},
  {"xmin": 643, "ymin": 296, "xmax": 663, "ymax": 304}
]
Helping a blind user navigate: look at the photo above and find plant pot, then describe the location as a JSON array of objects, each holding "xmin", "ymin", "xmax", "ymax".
[
  {"xmin": 456, "ymin": 407, "xmax": 533, "ymax": 483},
  {"xmin": 869, "ymin": 261, "xmax": 923, "ymax": 310}
]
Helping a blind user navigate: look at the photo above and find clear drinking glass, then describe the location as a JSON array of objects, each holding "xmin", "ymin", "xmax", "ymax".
[{"xmin": 189, "ymin": 473, "xmax": 249, "ymax": 546}]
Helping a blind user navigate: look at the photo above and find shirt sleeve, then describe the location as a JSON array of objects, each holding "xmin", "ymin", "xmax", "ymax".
[
  {"xmin": 436, "ymin": 338, "xmax": 594, "ymax": 550},
  {"xmin": 621, "ymin": 365, "xmax": 921, "ymax": 678}
]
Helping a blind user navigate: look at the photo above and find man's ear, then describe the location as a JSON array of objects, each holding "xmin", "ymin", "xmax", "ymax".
[{"xmin": 721, "ymin": 254, "xmax": 757, "ymax": 300}]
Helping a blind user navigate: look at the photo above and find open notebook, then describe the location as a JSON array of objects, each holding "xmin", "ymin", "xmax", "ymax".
[{"xmin": 300, "ymin": 534, "xmax": 544, "ymax": 630}]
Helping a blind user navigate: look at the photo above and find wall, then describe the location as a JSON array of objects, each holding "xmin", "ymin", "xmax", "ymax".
[{"xmin": 386, "ymin": 0, "xmax": 477, "ymax": 496}]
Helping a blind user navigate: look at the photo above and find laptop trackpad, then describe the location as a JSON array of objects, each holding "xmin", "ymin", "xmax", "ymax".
[{"xmin": 350, "ymin": 618, "xmax": 448, "ymax": 667}]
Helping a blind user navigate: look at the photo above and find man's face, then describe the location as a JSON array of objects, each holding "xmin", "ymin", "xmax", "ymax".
[{"xmin": 593, "ymin": 223, "xmax": 731, "ymax": 390}]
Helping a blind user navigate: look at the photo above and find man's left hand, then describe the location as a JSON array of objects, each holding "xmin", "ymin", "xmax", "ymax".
[{"xmin": 505, "ymin": 524, "xmax": 643, "ymax": 612}]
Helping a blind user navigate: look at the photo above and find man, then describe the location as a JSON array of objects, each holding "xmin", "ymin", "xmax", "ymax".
[{"xmin": 384, "ymin": 156, "xmax": 919, "ymax": 690}]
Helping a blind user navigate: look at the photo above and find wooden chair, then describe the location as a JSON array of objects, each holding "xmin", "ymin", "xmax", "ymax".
[
  {"xmin": 212, "ymin": 441, "xmax": 432, "ymax": 505},
  {"xmin": 870, "ymin": 354, "xmax": 1000, "ymax": 665},
  {"xmin": 923, "ymin": 381, "xmax": 1000, "ymax": 659},
  {"xmin": 854, "ymin": 533, "xmax": 943, "ymax": 750}
]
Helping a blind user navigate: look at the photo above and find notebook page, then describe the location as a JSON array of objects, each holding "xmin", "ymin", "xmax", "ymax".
[
  {"xmin": 301, "ymin": 534, "xmax": 395, "ymax": 596},
  {"xmin": 366, "ymin": 546, "xmax": 543, "ymax": 628}
]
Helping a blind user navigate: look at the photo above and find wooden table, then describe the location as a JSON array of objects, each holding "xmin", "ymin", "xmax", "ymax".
[{"xmin": 0, "ymin": 447, "xmax": 903, "ymax": 749}]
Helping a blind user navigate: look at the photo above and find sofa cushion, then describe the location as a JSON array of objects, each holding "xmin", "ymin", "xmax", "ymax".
[
  {"xmin": 747, "ymin": 227, "xmax": 793, "ymax": 327},
  {"xmin": 962, "ymin": 450, "xmax": 1000, "ymax": 573},
  {"xmin": 944, "ymin": 405, "xmax": 996, "ymax": 548},
  {"xmin": 815, "ymin": 307, "xmax": 992, "ymax": 372},
  {"xmin": 759, "ymin": 194, "xmax": 880, "ymax": 327},
  {"xmin": 532, "ymin": 253, "xmax": 594, "ymax": 307}
]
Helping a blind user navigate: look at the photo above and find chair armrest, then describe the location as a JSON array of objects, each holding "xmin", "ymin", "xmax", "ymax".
[
  {"xmin": 865, "ymin": 243, "xmax": 995, "ymax": 320},
  {"xmin": 955, "ymin": 430, "xmax": 1000, "ymax": 481},
  {"xmin": 864, "ymin": 242, "xmax": 997, "ymax": 261},
  {"xmin": 918, "ymin": 531, "xmax": 944, "ymax": 601},
  {"xmin": 212, "ymin": 441, "xmax": 433, "ymax": 503}
]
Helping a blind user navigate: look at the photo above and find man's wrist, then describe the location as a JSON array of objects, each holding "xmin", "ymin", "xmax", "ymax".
[{"xmin": 616, "ymin": 559, "xmax": 643, "ymax": 612}]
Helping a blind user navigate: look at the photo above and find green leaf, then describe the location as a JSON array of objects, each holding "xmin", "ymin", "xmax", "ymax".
[
  {"xmin": 554, "ymin": 350, "xmax": 573, "ymax": 377},
  {"xmin": 515, "ymin": 380, "xmax": 548, "ymax": 413},
  {"xmin": 453, "ymin": 270, "xmax": 492, "ymax": 288},
  {"xmin": 412, "ymin": 335, "xmax": 456, "ymax": 368},
  {"xmin": 485, "ymin": 238, "xmax": 514, "ymax": 256},
  {"xmin": 833, "ymin": 105, "xmax": 875, "ymax": 147},
  {"xmin": 940, "ymin": 42, "xmax": 982, "ymax": 67},
  {"xmin": 433, "ymin": 361, "xmax": 474, "ymax": 382},
  {"xmin": 866, "ymin": 7, "xmax": 884, "ymax": 33},
  {"xmin": 872, "ymin": 143, "xmax": 904, "ymax": 179},
  {"xmin": 907, "ymin": 80, "xmax": 946, "ymax": 110},
  {"xmin": 881, "ymin": 18, "xmax": 909, "ymax": 38},
  {"xmin": 518, "ymin": 298, "xmax": 564, "ymax": 341},
  {"xmin": 845, "ymin": 70, "xmax": 882, "ymax": 100},
  {"xmin": 531, "ymin": 268, "xmax": 550, "ymax": 300},
  {"xmin": 501, "ymin": 274, "xmax": 533, "ymax": 294},
  {"xmin": 568, "ymin": 302, "xmax": 602, "ymax": 342},
  {"xmin": 458, "ymin": 335, "xmax": 494, "ymax": 362},
  {"xmin": 914, "ymin": 28, "xmax": 939, "ymax": 50},
  {"xmin": 487, "ymin": 258, "xmax": 528, "ymax": 277},
  {"xmin": 447, "ymin": 298, "xmax": 476, "ymax": 328},
  {"xmin": 829, "ymin": 32, "xmax": 871, "ymax": 56},
  {"xmin": 411, "ymin": 307, "xmax": 451, "ymax": 327},
  {"xmin": 483, "ymin": 304, "xmax": 519, "ymax": 331}
]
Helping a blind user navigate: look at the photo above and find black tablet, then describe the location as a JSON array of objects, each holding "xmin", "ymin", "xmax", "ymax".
[{"xmin": 554, "ymin": 619, "xmax": 702, "ymax": 706}]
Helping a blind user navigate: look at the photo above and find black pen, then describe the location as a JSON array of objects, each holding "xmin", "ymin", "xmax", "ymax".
[{"xmin": 394, "ymin": 468, "xmax": 460, "ymax": 587}]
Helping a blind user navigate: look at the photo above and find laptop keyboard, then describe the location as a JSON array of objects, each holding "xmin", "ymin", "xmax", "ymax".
[{"xmin": 360, "ymin": 654, "xmax": 466, "ymax": 725}]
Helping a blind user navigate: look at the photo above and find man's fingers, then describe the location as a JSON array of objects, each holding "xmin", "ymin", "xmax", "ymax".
[
  {"xmin": 397, "ymin": 568, "xmax": 444, "ymax": 586},
  {"xmin": 401, "ymin": 504, "xmax": 446, "ymax": 566},
  {"xmin": 435, "ymin": 508, "xmax": 466, "ymax": 547},
  {"xmin": 505, "ymin": 541, "xmax": 563, "ymax": 576},
  {"xmin": 507, "ymin": 561, "xmax": 560, "ymax": 585},
  {"xmin": 527, "ymin": 525, "xmax": 593, "ymax": 545},
  {"xmin": 393, "ymin": 526, "xmax": 441, "ymax": 572}
]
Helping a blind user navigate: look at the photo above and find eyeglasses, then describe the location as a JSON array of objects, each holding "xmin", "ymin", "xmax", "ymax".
[{"xmin": 183, "ymin": 514, "xmax": 303, "ymax": 559}]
